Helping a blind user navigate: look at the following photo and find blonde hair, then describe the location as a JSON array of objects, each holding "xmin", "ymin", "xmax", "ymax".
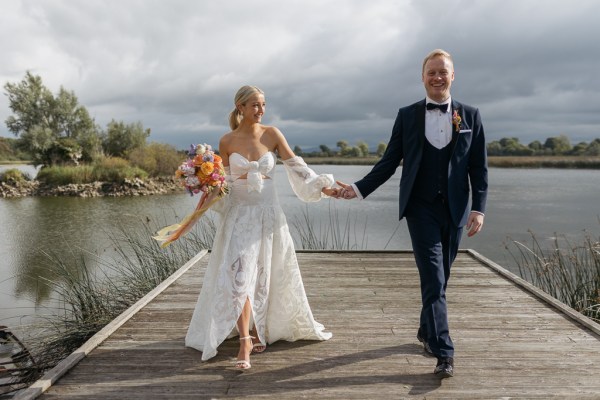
[
  {"xmin": 228, "ymin": 85, "xmax": 265, "ymax": 130},
  {"xmin": 422, "ymin": 49, "xmax": 453, "ymax": 74}
]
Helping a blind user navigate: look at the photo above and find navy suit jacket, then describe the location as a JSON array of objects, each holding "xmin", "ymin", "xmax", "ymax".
[{"xmin": 355, "ymin": 99, "xmax": 488, "ymax": 228}]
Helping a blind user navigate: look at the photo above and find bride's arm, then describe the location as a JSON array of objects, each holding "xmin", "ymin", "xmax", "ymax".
[{"xmin": 268, "ymin": 127, "xmax": 335, "ymax": 201}]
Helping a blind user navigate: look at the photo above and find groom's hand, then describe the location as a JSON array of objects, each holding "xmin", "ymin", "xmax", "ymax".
[
  {"xmin": 336, "ymin": 180, "xmax": 357, "ymax": 199},
  {"xmin": 466, "ymin": 212, "xmax": 484, "ymax": 237}
]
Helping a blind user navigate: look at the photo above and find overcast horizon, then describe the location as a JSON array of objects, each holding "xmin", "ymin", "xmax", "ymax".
[{"xmin": 1, "ymin": 0, "xmax": 599, "ymax": 151}]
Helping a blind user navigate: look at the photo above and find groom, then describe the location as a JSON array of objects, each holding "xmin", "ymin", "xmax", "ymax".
[{"xmin": 336, "ymin": 49, "xmax": 488, "ymax": 378}]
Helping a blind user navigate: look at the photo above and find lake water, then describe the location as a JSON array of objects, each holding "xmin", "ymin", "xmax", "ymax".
[{"xmin": 1, "ymin": 165, "xmax": 599, "ymax": 326}]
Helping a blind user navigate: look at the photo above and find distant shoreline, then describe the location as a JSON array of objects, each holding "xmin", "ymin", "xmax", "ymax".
[
  {"xmin": 2, "ymin": 156, "xmax": 600, "ymax": 171},
  {"xmin": 301, "ymin": 155, "xmax": 600, "ymax": 169}
]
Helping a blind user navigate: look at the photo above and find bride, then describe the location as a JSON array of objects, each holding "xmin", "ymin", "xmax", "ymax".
[{"xmin": 185, "ymin": 85, "xmax": 336, "ymax": 369}]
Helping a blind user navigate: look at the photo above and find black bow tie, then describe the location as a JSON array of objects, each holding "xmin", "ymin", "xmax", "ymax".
[{"xmin": 426, "ymin": 103, "xmax": 448, "ymax": 112}]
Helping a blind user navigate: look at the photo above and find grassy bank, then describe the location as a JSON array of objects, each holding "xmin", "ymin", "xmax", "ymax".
[
  {"xmin": 302, "ymin": 155, "xmax": 600, "ymax": 168},
  {"xmin": 488, "ymin": 156, "xmax": 600, "ymax": 169}
]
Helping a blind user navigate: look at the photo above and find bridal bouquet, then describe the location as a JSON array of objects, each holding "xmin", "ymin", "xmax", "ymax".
[
  {"xmin": 154, "ymin": 143, "xmax": 229, "ymax": 248},
  {"xmin": 176, "ymin": 143, "xmax": 228, "ymax": 196}
]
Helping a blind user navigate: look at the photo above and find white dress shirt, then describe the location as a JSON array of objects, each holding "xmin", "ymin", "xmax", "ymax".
[{"xmin": 425, "ymin": 96, "xmax": 452, "ymax": 149}]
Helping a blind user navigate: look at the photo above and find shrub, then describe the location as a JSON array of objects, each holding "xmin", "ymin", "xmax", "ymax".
[
  {"xmin": 91, "ymin": 157, "xmax": 148, "ymax": 182},
  {"xmin": 0, "ymin": 168, "xmax": 30, "ymax": 183},
  {"xmin": 128, "ymin": 142, "xmax": 183, "ymax": 177},
  {"xmin": 36, "ymin": 165, "xmax": 94, "ymax": 185}
]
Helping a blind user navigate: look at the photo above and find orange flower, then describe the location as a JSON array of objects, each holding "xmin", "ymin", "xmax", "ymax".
[
  {"xmin": 193, "ymin": 155, "xmax": 204, "ymax": 166},
  {"xmin": 452, "ymin": 110, "xmax": 462, "ymax": 133},
  {"xmin": 213, "ymin": 154, "xmax": 222, "ymax": 163},
  {"xmin": 201, "ymin": 161, "xmax": 214, "ymax": 175}
]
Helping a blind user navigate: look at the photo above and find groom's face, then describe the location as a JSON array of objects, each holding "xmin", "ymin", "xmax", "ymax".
[{"xmin": 422, "ymin": 55, "xmax": 454, "ymax": 103}]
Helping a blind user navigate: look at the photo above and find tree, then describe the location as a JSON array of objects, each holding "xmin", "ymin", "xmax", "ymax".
[
  {"xmin": 376, "ymin": 142, "xmax": 387, "ymax": 157},
  {"xmin": 585, "ymin": 139, "xmax": 600, "ymax": 156},
  {"xmin": 4, "ymin": 71, "xmax": 100, "ymax": 165},
  {"xmin": 486, "ymin": 141, "xmax": 503, "ymax": 156},
  {"xmin": 341, "ymin": 146, "xmax": 361, "ymax": 157},
  {"xmin": 488, "ymin": 137, "xmax": 533, "ymax": 156},
  {"xmin": 543, "ymin": 135, "xmax": 572, "ymax": 155},
  {"xmin": 336, "ymin": 140, "xmax": 348, "ymax": 153},
  {"xmin": 571, "ymin": 141, "xmax": 589, "ymax": 155},
  {"xmin": 293, "ymin": 145, "xmax": 303, "ymax": 156},
  {"xmin": 528, "ymin": 140, "xmax": 543, "ymax": 154},
  {"xmin": 319, "ymin": 144, "xmax": 333, "ymax": 156},
  {"xmin": 102, "ymin": 120, "xmax": 150, "ymax": 157},
  {"xmin": 357, "ymin": 141, "xmax": 369, "ymax": 157},
  {"xmin": 5, "ymin": 72, "xmax": 54, "ymax": 137}
]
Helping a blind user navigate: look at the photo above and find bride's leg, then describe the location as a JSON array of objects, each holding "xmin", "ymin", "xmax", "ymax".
[
  {"xmin": 250, "ymin": 327, "xmax": 266, "ymax": 353},
  {"xmin": 235, "ymin": 298, "xmax": 253, "ymax": 369}
]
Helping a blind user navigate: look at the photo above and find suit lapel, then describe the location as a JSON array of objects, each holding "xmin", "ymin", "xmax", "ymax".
[
  {"xmin": 416, "ymin": 100, "xmax": 426, "ymax": 153},
  {"xmin": 450, "ymin": 99, "xmax": 461, "ymax": 157}
]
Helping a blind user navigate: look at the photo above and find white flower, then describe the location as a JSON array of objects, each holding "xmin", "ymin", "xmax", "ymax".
[
  {"xmin": 185, "ymin": 176, "xmax": 200, "ymax": 187},
  {"xmin": 180, "ymin": 165, "xmax": 195, "ymax": 176},
  {"xmin": 196, "ymin": 144, "xmax": 206, "ymax": 155}
]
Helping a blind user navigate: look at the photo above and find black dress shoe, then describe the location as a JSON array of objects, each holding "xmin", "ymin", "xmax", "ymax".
[
  {"xmin": 434, "ymin": 357, "xmax": 454, "ymax": 378},
  {"xmin": 417, "ymin": 331, "xmax": 434, "ymax": 356}
]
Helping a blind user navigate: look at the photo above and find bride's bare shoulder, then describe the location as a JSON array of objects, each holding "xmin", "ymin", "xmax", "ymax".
[{"xmin": 219, "ymin": 131, "xmax": 235, "ymax": 153}]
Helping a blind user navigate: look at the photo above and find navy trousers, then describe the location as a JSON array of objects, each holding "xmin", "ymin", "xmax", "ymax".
[{"xmin": 405, "ymin": 195, "xmax": 462, "ymax": 359}]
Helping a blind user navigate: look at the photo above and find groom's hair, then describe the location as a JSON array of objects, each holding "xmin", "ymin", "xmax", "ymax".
[{"xmin": 422, "ymin": 49, "xmax": 454, "ymax": 73}]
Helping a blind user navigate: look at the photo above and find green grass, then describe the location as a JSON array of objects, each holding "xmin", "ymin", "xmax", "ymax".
[{"xmin": 36, "ymin": 158, "xmax": 148, "ymax": 185}]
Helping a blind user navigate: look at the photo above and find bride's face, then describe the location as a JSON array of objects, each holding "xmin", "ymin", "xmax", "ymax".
[{"xmin": 239, "ymin": 93, "xmax": 266, "ymax": 123}]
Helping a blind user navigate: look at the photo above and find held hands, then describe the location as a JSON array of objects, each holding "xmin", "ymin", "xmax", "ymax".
[
  {"xmin": 321, "ymin": 180, "xmax": 357, "ymax": 199},
  {"xmin": 335, "ymin": 181, "xmax": 357, "ymax": 199},
  {"xmin": 466, "ymin": 212, "xmax": 485, "ymax": 237},
  {"xmin": 321, "ymin": 187, "xmax": 339, "ymax": 197}
]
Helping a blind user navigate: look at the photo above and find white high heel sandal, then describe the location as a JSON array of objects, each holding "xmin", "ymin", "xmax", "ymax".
[{"xmin": 234, "ymin": 336, "xmax": 254, "ymax": 370}]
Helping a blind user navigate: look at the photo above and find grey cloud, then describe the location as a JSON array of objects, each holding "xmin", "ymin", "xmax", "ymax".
[{"xmin": 1, "ymin": 0, "xmax": 599, "ymax": 150}]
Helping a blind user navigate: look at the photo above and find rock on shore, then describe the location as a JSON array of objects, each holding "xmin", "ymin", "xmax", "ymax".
[{"xmin": 0, "ymin": 177, "xmax": 184, "ymax": 198}]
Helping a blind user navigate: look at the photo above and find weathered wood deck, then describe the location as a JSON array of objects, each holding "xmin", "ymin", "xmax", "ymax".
[{"xmin": 16, "ymin": 250, "xmax": 600, "ymax": 399}]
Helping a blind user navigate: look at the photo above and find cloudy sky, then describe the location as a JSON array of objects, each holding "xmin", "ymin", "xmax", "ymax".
[{"xmin": 1, "ymin": 0, "xmax": 599, "ymax": 151}]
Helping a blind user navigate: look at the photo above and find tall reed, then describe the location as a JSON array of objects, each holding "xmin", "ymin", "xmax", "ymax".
[
  {"xmin": 507, "ymin": 229, "xmax": 600, "ymax": 322},
  {"xmin": 291, "ymin": 202, "xmax": 369, "ymax": 250},
  {"xmin": 16, "ymin": 214, "xmax": 216, "ymax": 383}
]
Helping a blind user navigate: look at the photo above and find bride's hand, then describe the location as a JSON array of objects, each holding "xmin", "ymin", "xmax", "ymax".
[
  {"xmin": 336, "ymin": 180, "xmax": 357, "ymax": 199},
  {"xmin": 322, "ymin": 187, "xmax": 340, "ymax": 197}
]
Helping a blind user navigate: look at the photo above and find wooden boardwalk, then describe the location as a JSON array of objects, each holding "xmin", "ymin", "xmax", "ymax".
[{"xmin": 16, "ymin": 251, "xmax": 600, "ymax": 399}]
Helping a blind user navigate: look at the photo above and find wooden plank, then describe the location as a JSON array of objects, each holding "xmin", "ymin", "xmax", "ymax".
[
  {"xmin": 16, "ymin": 250, "xmax": 600, "ymax": 399},
  {"xmin": 14, "ymin": 250, "xmax": 209, "ymax": 400}
]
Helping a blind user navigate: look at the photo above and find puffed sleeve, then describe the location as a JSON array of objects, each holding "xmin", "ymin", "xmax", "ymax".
[{"xmin": 282, "ymin": 156, "xmax": 334, "ymax": 202}]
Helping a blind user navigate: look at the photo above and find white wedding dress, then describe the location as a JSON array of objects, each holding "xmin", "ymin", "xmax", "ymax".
[{"xmin": 185, "ymin": 151, "xmax": 333, "ymax": 360}]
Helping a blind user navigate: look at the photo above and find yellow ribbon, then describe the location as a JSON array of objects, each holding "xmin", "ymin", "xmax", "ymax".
[{"xmin": 153, "ymin": 188, "xmax": 225, "ymax": 248}]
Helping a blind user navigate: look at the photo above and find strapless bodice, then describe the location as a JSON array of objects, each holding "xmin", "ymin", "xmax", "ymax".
[{"xmin": 228, "ymin": 151, "xmax": 276, "ymax": 193}]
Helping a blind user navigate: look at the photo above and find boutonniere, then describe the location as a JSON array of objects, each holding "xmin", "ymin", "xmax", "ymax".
[{"xmin": 452, "ymin": 109, "xmax": 462, "ymax": 133}]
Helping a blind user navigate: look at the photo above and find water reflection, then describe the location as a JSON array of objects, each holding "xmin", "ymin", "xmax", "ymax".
[
  {"xmin": 0, "ymin": 166, "xmax": 599, "ymax": 325},
  {"xmin": 5, "ymin": 197, "xmax": 107, "ymax": 304}
]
